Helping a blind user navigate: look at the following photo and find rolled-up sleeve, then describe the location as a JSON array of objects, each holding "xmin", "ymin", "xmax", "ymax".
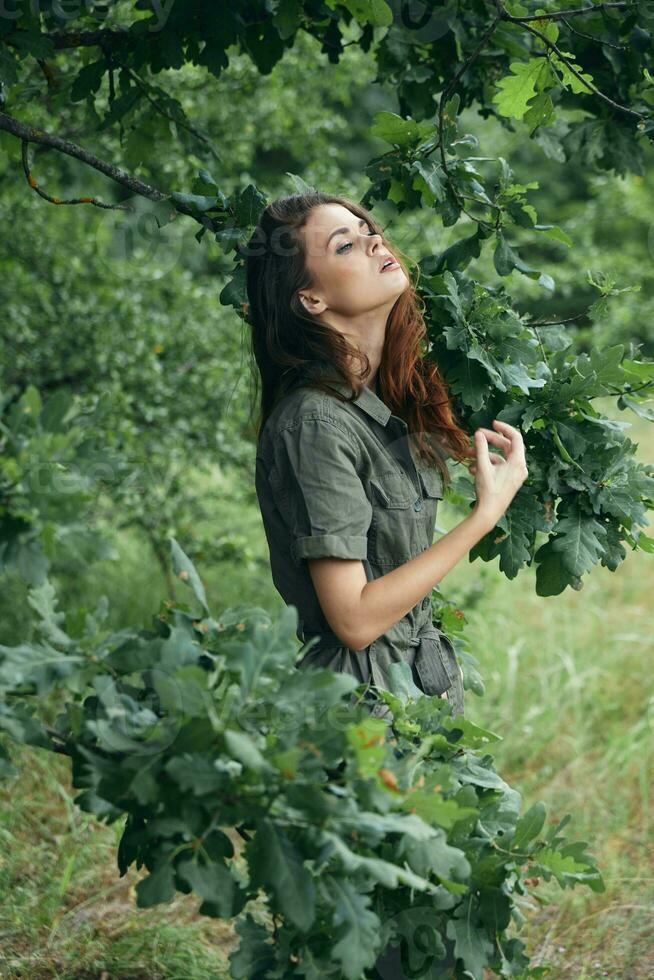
[{"xmin": 271, "ymin": 418, "xmax": 372, "ymax": 565}]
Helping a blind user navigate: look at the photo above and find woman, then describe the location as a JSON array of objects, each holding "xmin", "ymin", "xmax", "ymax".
[{"xmin": 244, "ymin": 191, "xmax": 528, "ymax": 723}]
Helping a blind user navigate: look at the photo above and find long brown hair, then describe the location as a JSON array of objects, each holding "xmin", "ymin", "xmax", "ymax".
[{"xmin": 243, "ymin": 191, "xmax": 473, "ymax": 489}]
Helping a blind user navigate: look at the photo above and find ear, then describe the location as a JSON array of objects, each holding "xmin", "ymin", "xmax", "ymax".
[{"xmin": 298, "ymin": 289, "xmax": 327, "ymax": 316}]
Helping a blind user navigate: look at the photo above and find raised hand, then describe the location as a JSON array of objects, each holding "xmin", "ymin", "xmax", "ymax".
[{"xmin": 468, "ymin": 419, "xmax": 529, "ymax": 528}]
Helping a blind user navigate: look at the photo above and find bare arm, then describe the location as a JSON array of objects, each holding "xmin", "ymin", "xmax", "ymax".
[
  {"xmin": 308, "ymin": 506, "xmax": 494, "ymax": 650},
  {"xmin": 308, "ymin": 419, "xmax": 528, "ymax": 651}
]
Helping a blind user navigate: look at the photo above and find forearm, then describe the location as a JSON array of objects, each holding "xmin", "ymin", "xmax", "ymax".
[{"xmin": 351, "ymin": 507, "xmax": 493, "ymax": 650}]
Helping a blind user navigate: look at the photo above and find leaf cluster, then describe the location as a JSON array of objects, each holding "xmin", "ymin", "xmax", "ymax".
[{"xmin": 0, "ymin": 539, "xmax": 605, "ymax": 978}]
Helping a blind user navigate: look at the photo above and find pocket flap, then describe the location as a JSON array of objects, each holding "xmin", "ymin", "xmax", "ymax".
[
  {"xmin": 370, "ymin": 472, "xmax": 415, "ymax": 508},
  {"xmin": 417, "ymin": 466, "xmax": 444, "ymax": 499}
]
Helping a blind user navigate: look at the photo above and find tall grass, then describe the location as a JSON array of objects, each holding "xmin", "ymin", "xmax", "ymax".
[{"xmin": 440, "ymin": 398, "xmax": 654, "ymax": 978}]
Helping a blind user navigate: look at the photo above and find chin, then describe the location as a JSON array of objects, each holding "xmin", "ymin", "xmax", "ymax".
[{"xmin": 392, "ymin": 271, "xmax": 410, "ymax": 297}]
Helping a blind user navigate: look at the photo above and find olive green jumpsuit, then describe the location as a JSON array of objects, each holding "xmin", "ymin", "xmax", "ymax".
[{"xmin": 255, "ymin": 361, "xmax": 465, "ymax": 722}]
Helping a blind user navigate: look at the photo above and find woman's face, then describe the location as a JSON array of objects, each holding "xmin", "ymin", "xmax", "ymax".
[{"xmin": 297, "ymin": 203, "xmax": 410, "ymax": 319}]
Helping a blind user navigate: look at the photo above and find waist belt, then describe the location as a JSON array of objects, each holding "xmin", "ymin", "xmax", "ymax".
[
  {"xmin": 298, "ymin": 616, "xmax": 463, "ymax": 712},
  {"xmin": 299, "ymin": 617, "xmax": 445, "ymax": 654}
]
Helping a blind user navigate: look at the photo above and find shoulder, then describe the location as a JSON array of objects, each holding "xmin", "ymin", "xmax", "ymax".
[{"xmin": 260, "ymin": 386, "xmax": 359, "ymax": 450}]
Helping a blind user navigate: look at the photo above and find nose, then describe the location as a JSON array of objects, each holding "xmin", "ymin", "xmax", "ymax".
[{"xmin": 366, "ymin": 231, "xmax": 382, "ymax": 252}]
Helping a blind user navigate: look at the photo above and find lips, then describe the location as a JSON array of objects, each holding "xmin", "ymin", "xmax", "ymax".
[{"xmin": 379, "ymin": 255, "xmax": 400, "ymax": 273}]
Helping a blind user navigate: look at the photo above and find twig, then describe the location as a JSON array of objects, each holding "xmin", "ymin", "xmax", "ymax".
[
  {"xmin": 528, "ymin": 312, "xmax": 588, "ymax": 326},
  {"xmin": 21, "ymin": 139, "xmax": 130, "ymax": 210},
  {"xmin": 437, "ymin": 14, "xmax": 503, "ymax": 225},
  {"xmin": 560, "ymin": 16, "xmax": 629, "ymax": 50},
  {"xmin": 120, "ymin": 64, "xmax": 222, "ymax": 163},
  {"xmin": 519, "ymin": 18, "xmax": 645, "ymax": 121},
  {"xmin": 607, "ymin": 380, "xmax": 654, "ymax": 396},
  {"xmin": 36, "ymin": 58, "xmax": 60, "ymax": 91},
  {"xmin": 493, "ymin": 2, "xmax": 632, "ymax": 24}
]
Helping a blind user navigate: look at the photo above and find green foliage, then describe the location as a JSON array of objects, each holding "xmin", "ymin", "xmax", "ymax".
[
  {"xmin": 0, "ymin": 384, "xmax": 117, "ymax": 585},
  {"xmin": 421, "ymin": 272, "xmax": 654, "ymax": 593},
  {"xmin": 1, "ymin": 4, "xmax": 653, "ymax": 975},
  {"xmin": 1, "ymin": 2, "xmax": 653, "ymax": 596},
  {"xmin": 0, "ymin": 540, "xmax": 603, "ymax": 978},
  {"xmin": 0, "ymin": 18, "xmax": 387, "ymax": 581}
]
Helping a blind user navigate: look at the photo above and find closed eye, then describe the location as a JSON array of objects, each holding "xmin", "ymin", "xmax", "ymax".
[{"xmin": 336, "ymin": 230, "xmax": 377, "ymax": 254}]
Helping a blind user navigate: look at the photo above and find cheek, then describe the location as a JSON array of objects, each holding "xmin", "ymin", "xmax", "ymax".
[
  {"xmin": 342, "ymin": 260, "xmax": 380, "ymax": 291},
  {"xmin": 325, "ymin": 263, "xmax": 368, "ymax": 302},
  {"xmin": 339, "ymin": 274, "xmax": 377, "ymax": 310}
]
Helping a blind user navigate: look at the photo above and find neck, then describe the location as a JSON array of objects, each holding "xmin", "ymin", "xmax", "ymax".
[{"xmin": 319, "ymin": 306, "xmax": 389, "ymax": 396}]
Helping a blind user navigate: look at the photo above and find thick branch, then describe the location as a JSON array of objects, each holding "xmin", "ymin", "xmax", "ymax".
[
  {"xmin": 0, "ymin": 111, "xmax": 167, "ymax": 199},
  {"xmin": 0, "ymin": 111, "xmax": 216, "ymax": 225}
]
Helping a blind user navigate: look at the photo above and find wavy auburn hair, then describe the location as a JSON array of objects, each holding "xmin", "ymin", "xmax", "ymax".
[{"xmin": 243, "ymin": 191, "xmax": 473, "ymax": 489}]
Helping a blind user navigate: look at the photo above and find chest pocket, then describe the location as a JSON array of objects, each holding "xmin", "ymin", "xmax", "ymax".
[
  {"xmin": 417, "ymin": 465, "xmax": 444, "ymax": 502},
  {"xmin": 369, "ymin": 467, "xmax": 442, "ymax": 566}
]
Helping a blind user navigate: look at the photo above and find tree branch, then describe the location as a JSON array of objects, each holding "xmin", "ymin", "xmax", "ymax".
[
  {"xmin": 560, "ymin": 16, "xmax": 629, "ymax": 49},
  {"xmin": 47, "ymin": 29, "xmax": 136, "ymax": 50},
  {"xmin": 119, "ymin": 63, "xmax": 222, "ymax": 163},
  {"xmin": 437, "ymin": 14, "xmax": 503, "ymax": 226},
  {"xmin": 0, "ymin": 111, "xmax": 218, "ymax": 226},
  {"xmin": 21, "ymin": 139, "xmax": 130, "ymax": 210},
  {"xmin": 528, "ymin": 311, "xmax": 588, "ymax": 325},
  {"xmin": 520, "ymin": 19, "xmax": 645, "ymax": 121},
  {"xmin": 492, "ymin": 1, "xmax": 632, "ymax": 23},
  {"xmin": 0, "ymin": 111, "xmax": 167, "ymax": 199}
]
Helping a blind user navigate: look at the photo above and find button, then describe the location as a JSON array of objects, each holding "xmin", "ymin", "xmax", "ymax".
[{"xmin": 413, "ymin": 498, "xmax": 423, "ymax": 512}]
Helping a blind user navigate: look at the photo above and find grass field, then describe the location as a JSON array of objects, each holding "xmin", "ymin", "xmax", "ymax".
[{"xmin": 1, "ymin": 398, "xmax": 652, "ymax": 979}]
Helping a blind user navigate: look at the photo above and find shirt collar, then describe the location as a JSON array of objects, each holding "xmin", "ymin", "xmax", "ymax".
[{"xmin": 293, "ymin": 361, "xmax": 392, "ymax": 427}]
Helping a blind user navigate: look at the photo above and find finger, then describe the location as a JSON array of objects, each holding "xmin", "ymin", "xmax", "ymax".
[
  {"xmin": 491, "ymin": 420, "xmax": 527, "ymax": 463},
  {"xmin": 492, "ymin": 419, "xmax": 524, "ymax": 443},
  {"xmin": 474, "ymin": 430, "xmax": 492, "ymax": 478},
  {"xmin": 477, "ymin": 428, "xmax": 512, "ymax": 449},
  {"xmin": 470, "ymin": 453, "xmax": 505, "ymax": 476}
]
